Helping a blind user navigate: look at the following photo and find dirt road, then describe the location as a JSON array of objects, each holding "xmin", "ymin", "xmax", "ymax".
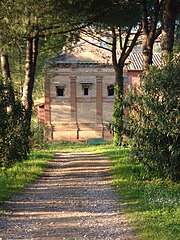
[{"xmin": 0, "ymin": 152, "xmax": 136, "ymax": 240}]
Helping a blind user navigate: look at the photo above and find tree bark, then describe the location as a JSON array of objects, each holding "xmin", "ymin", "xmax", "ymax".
[
  {"xmin": 0, "ymin": 51, "xmax": 11, "ymax": 80},
  {"xmin": 161, "ymin": 0, "xmax": 177, "ymax": 63},
  {"xmin": 142, "ymin": 36, "xmax": 154, "ymax": 68},
  {"xmin": 22, "ymin": 36, "xmax": 39, "ymax": 127},
  {"xmin": 111, "ymin": 28, "xmax": 124, "ymax": 145},
  {"xmin": 0, "ymin": 44, "xmax": 15, "ymax": 111},
  {"xmin": 141, "ymin": 0, "xmax": 161, "ymax": 70},
  {"xmin": 0, "ymin": 34, "xmax": 11, "ymax": 80},
  {"xmin": 111, "ymin": 27, "xmax": 141, "ymax": 145}
]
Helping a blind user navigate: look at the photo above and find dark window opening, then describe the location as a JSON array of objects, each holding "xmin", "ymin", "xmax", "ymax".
[
  {"xmin": 56, "ymin": 86, "xmax": 64, "ymax": 96},
  {"xmin": 107, "ymin": 85, "xmax": 114, "ymax": 96},
  {"xmin": 84, "ymin": 87, "xmax": 89, "ymax": 96}
]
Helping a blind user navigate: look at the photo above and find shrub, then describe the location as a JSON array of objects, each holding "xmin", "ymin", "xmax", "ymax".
[
  {"xmin": 30, "ymin": 122, "xmax": 48, "ymax": 149},
  {"xmin": 125, "ymin": 56, "xmax": 180, "ymax": 180},
  {"xmin": 0, "ymin": 79, "xmax": 29, "ymax": 166}
]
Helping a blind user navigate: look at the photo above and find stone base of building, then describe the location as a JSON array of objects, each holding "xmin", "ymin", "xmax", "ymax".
[{"xmin": 45, "ymin": 123, "xmax": 113, "ymax": 142}]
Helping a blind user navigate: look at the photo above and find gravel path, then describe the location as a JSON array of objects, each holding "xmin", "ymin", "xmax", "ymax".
[{"xmin": 0, "ymin": 152, "xmax": 136, "ymax": 240}]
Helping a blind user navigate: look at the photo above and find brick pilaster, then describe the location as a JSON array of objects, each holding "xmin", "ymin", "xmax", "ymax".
[
  {"xmin": 96, "ymin": 76, "xmax": 103, "ymax": 123},
  {"xmin": 44, "ymin": 78, "xmax": 51, "ymax": 125},
  {"xmin": 70, "ymin": 76, "xmax": 77, "ymax": 122},
  {"xmin": 44, "ymin": 76, "xmax": 54, "ymax": 139}
]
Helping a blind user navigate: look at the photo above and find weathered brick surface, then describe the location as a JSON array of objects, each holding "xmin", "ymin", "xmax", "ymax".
[{"xmin": 77, "ymin": 102, "xmax": 97, "ymax": 123}]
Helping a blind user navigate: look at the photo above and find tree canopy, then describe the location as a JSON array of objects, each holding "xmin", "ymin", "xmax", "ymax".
[{"xmin": 0, "ymin": 0, "xmax": 179, "ymax": 176}]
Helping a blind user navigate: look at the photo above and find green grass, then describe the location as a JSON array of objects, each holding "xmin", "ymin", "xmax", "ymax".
[
  {"xmin": 0, "ymin": 150, "xmax": 53, "ymax": 206},
  {"xmin": 0, "ymin": 141, "xmax": 179, "ymax": 240},
  {"xmin": 106, "ymin": 147, "xmax": 180, "ymax": 240}
]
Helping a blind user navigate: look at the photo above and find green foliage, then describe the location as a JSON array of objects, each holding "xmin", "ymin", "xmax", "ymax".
[
  {"xmin": 111, "ymin": 147, "xmax": 180, "ymax": 240},
  {"xmin": 30, "ymin": 122, "xmax": 48, "ymax": 149},
  {"xmin": 125, "ymin": 56, "xmax": 180, "ymax": 180},
  {"xmin": 106, "ymin": 84, "xmax": 125, "ymax": 146},
  {"xmin": 0, "ymin": 79, "xmax": 30, "ymax": 166}
]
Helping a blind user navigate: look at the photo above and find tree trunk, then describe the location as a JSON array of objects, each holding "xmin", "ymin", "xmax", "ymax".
[
  {"xmin": 141, "ymin": 0, "xmax": 161, "ymax": 70},
  {"xmin": 142, "ymin": 36, "xmax": 153, "ymax": 69},
  {"xmin": 111, "ymin": 28, "xmax": 125, "ymax": 145},
  {"xmin": 0, "ymin": 51, "xmax": 11, "ymax": 80},
  {"xmin": 0, "ymin": 34, "xmax": 11, "ymax": 80},
  {"xmin": 22, "ymin": 36, "xmax": 39, "ymax": 128},
  {"xmin": 113, "ymin": 65, "xmax": 124, "ymax": 145},
  {"xmin": 0, "ymin": 48, "xmax": 15, "ymax": 112},
  {"xmin": 111, "ymin": 27, "xmax": 141, "ymax": 145},
  {"xmin": 161, "ymin": 0, "xmax": 176, "ymax": 63}
]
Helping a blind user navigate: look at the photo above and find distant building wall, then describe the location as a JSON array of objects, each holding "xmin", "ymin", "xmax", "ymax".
[{"xmin": 44, "ymin": 63, "xmax": 141, "ymax": 141}]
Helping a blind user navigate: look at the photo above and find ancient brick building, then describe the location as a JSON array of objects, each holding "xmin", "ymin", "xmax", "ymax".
[{"xmin": 44, "ymin": 40, "xmax": 160, "ymax": 141}]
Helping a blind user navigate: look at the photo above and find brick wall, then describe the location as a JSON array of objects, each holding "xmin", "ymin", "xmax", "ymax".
[{"xmin": 44, "ymin": 64, "xmax": 141, "ymax": 141}]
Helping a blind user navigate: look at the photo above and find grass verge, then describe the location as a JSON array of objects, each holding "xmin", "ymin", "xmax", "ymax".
[
  {"xmin": 0, "ymin": 142, "xmax": 179, "ymax": 240},
  {"xmin": 105, "ymin": 146, "xmax": 180, "ymax": 240},
  {"xmin": 0, "ymin": 150, "xmax": 53, "ymax": 208}
]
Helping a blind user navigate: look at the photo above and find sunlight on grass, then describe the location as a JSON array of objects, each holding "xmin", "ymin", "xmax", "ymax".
[
  {"xmin": 103, "ymin": 146, "xmax": 180, "ymax": 240},
  {"xmin": 0, "ymin": 150, "xmax": 53, "ymax": 205}
]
